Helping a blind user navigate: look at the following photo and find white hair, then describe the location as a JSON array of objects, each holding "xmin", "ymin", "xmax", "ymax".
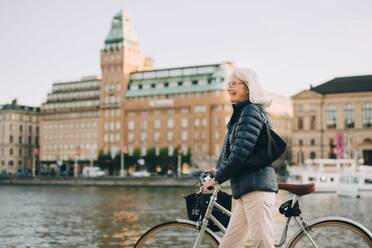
[{"xmin": 227, "ymin": 67, "xmax": 271, "ymax": 108}]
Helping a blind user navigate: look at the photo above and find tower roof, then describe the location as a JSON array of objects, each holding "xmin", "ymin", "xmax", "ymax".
[{"xmin": 104, "ymin": 10, "xmax": 139, "ymax": 47}]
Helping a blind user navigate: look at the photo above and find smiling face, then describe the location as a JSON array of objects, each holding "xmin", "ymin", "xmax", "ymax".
[{"xmin": 226, "ymin": 75, "xmax": 250, "ymax": 104}]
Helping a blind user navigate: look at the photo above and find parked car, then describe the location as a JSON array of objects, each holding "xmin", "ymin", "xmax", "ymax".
[
  {"xmin": 131, "ymin": 170, "xmax": 151, "ymax": 177},
  {"xmin": 82, "ymin": 167, "xmax": 105, "ymax": 177}
]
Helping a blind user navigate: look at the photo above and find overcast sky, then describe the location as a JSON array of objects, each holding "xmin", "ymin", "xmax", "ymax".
[{"xmin": 0, "ymin": 0, "xmax": 371, "ymax": 106}]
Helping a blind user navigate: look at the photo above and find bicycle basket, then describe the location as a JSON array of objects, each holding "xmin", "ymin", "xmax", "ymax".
[{"xmin": 184, "ymin": 191, "xmax": 231, "ymax": 232}]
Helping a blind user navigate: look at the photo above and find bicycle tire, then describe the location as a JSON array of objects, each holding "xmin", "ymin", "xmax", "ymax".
[
  {"xmin": 288, "ymin": 217, "xmax": 372, "ymax": 248},
  {"xmin": 135, "ymin": 220, "xmax": 220, "ymax": 248}
]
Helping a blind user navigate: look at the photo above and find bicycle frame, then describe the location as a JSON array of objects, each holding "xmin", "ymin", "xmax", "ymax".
[{"xmin": 192, "ymin": 185, "xmax": 317, "ymax": 248}]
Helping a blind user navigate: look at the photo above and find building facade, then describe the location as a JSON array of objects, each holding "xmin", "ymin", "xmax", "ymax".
[
  {"xmin": 40, "ymin": 76, "xmax": 101, "ymax": 172},
  {"xmin": 291, "ymin": 75, "xmax": 372, "ymax": 165},
  {"xmin": 0, "ymin": 100, "xmax": 40, "ymax": 175},
  {"xmin": 38, "ymin": 10, "xmax": 293, "ymax": 172}
]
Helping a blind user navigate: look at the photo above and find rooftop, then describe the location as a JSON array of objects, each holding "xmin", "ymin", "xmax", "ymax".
[
  {"xmin": 0, "ymin": 101, "xmax": 40, "ymax": 113},
  {"xmin": 126, "ymin": 62, "xmax": 233, "ymax": 97},
  {"xmin": 311, "ymin": 75, "xmax": 372, "ymax": 94}
]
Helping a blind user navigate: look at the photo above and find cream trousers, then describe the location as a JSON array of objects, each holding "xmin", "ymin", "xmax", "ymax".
[{"xmin": 219, "ymin": 191, "xmax": 276, "ymax": 248}]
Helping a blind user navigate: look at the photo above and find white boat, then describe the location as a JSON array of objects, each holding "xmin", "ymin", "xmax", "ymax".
[
  {"xmin": 287, "ymin": 159, "xmax": 372, "ymax": 194},
  {"xmin": 337, "ymin": 171, "xmax": 360, "ymax": 197},
  {"xmin": 337, "ymin": 166, "xmax": 372, "ymax": 197}
]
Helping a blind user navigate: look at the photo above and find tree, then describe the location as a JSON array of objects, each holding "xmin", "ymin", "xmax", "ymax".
[
  {"xmin": 97, "ymin": 150, "xmax": 113, "ymax": 175},
  {"xmin": 159, "ymin": 147, "xmax": 169, "ymax": 175},
  {"xmin": 146, "ymin": 147, "xmax": 157, "ymax": 172}
]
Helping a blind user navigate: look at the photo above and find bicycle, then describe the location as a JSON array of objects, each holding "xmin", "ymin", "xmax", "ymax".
[{"xmin": 135, "ymin": 173, "xmax": 372, "ymax": 248}]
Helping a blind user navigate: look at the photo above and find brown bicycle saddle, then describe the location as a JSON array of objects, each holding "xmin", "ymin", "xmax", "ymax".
[{"xmin": 278, "ymin": 183, "xmax": 315, "ymax": 196}]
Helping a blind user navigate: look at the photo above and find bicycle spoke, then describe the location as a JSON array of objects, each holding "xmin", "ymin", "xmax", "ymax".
[
  {"xmin": 136, "ymin": 222, "xmax": 219, "ymax": 248},
  {"xmin": 290, "ymin": 221, "xmax": 371, "ymax": 248}
]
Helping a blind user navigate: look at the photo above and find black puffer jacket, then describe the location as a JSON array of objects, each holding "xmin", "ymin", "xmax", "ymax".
[{"xmin": 215, "ymin": 100, "xmax": 278, "ymax": 199}]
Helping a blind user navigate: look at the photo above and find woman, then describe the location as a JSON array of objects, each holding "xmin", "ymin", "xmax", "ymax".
[{"xmin": 204, "ymin": 68, "xmax": 278, "ymax": 248}]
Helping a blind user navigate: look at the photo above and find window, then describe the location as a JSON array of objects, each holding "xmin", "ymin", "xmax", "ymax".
[
  {"xmin": 141, "ymin": 120, "xmax": 148, "ymax": 130},
  {"xmin": 9, "ymin": 135, "xmax": 13, "ymax": 143},
  {"xmin": 202, "ymin": 117, "xmax": 207, "ymax": 127},
  {"xmin": 154, "ymin": 119, "xmax": 161, "ymax": 129},
  {"xmin": 297, "ymin": 117, "xmax": 304, "ymax": 130},
  {"xmin": 140, "ymin": 132, "xmax": 147, "ymax": 142},
  {"xmin": 19, "ymin": 136, "xmax": 22, "ymax": 144},
  {"xmin": 194, "ymin": 118, "xmax": 200, "ymax": 127},
  {"xmin": 9, "ymin": 148, "xmax": 13, "ymax": 156},
  {"xmin": 192, "ymin": 80, "xmax": 198, "ymax": 85},
  {"xmin": 116, "ymin": 122, "xmax": 121, "ymax": 130},
  {"xmin": 310, "ymin": 139, "xmax": 315, "ymax": 146},
  {"xmin": 167, "ymin": 131, "xmax": 174, "ymax": 142},
  {"xmin": 299, "ymin": 139, "xmax": 303, "ymax": 146},
  {"xmin": 181, "ymin": 118, "xmax": 188, "ymax": 128},
  {"xmin": 362, "ymin": 102, "xmax": 372, "ymax": 128},
  {"xmin": 344, "ymin": 103, "xmax": 355, "ymax": 128},
  {"xmin": 310, "ymin": 116, "xmax": 316, "ymax": 130},
  {"xmin": 153, "ymin": 132, "xmax": 160, "ymax": 143},
  {"xmin": 128, "ymin": 133, "xmax": 134, "ymax": 143},
  {"xmin": 128, "ymin": 121, "xmax": 135, "ymax": 130},
  {"xmin": 19, "ymin": 125, "xmax": 23, "ymax": 132},
  {"xmin": 326, "ymin": 104, "xmax": 337, "ymax": 128},
  {"xmin": 178, "ymin": 81, "xmax": 183, "ymax": 86},
  {"xmin": 167, "ymin": 119, "xmax": 174, "ymax": 129},
  {"xmin": 181, "ymin": 131, "xmax": 188, "ymax": 141}
]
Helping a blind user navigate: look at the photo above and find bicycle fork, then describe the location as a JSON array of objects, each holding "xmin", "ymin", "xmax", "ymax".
[{"xmin": 193, "ymin": 185, "xmax": 220, "ymax": 248}]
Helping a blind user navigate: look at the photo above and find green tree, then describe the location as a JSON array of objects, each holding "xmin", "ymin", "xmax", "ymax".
[
  {"xmin": 146, "ymin": 147, "xmax": 157, "ymax": 172},
  {"xmin": 97, "ymin": 150, "xmax": 115, "ymax": 175},
  {"xmin": 159, "ymin": 147, "xmax": 169, "ymax": 175}
]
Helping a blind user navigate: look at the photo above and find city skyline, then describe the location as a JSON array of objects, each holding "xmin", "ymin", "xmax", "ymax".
[{"xmin": 1, "ymin": 0, "xmax": 372, "ymax": 106}]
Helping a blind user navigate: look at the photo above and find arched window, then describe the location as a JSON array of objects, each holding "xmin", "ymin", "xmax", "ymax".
[
  {"xmin": 362, "ymin": 102, "xmax": 372, "ymax": 128},
  {"xmin": 344, "ymin": 103, "xmax": 355, "ymax": 128},
  {"xmin": 326, "ymin": 104, "xmax": 337, "ymax": 128}
]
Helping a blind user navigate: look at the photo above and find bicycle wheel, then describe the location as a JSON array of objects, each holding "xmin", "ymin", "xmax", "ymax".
[
  {"xmin": 135, "ymin": 220, "xmax": 220, "ymax": 248},
  {"xmin": 288, "ymin": 218, "xmax": 372, "ymax": 248}
]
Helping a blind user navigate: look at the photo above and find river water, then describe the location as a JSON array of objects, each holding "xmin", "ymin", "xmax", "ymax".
[{"xmin": 0, "ymin": 186, "xmax": 371, "ymax": 247}]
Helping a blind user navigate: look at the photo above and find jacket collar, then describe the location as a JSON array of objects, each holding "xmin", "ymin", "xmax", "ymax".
[
  {"xmin": 232, "ymin": 99, "xmax": 250, "ymax": 114},
  {"xmin": 227, "ymin": 99, "xmax": 251, "ymax": 130}
]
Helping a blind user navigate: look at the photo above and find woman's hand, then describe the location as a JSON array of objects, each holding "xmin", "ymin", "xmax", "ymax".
[
  {"xmin": 203, "ymin": 178, "xmax": 218, "ymax": 193},
  {"xmin": 208, "ymin": 168, "xmax": 217, "ymax": 175}
]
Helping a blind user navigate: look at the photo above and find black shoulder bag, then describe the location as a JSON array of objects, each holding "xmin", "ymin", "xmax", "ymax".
[{"xmin": 245, "ymin": 111, "xmax": 287, "ymax": 171}]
